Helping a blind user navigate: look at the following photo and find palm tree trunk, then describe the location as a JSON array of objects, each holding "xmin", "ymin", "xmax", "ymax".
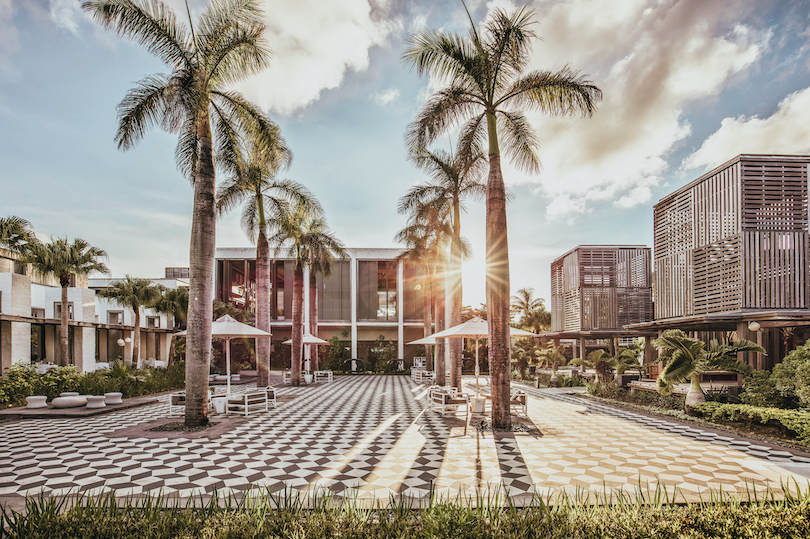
[
  {"xmin": 434, "ymin": 258, "xmax": 446, "ymax": 385},
  {"xmin": 422, "ymin": 264, "xmax": 432, "ymax": 370},
  {"xmin": 309, "ymin": 271, "xmax": 318, "ymax": 371},
  {"xmin": 59, "ymin": 279, "xmax": 69, "ymax": 366},
  {"xmin": 256, "ymin": 225, "xmax": 271, "ymax": 387},
  {"xmin": 291, "ymin": 264, "xmax": 304, "ymax": 386},
  {"xmin": 133, "ymin": 307, "xmax": 141, "ymax": 367},
  {"xmin": 486, "ymin": 147, "xmax": 512, "ymax": 430},
  {"xmin": 449, "ymin": 214, "xmax": 463, "ymax": 389},
  {"xmin": 185, "ymin": 111, "xmax": 215, "ymax": 427}
]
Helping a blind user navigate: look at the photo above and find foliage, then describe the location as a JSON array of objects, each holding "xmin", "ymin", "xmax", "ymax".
[
  {"xmin": 212, "ymin": 299, "xmax": 249, "ymax": 322},
  {"xmin": 369, "ymin": 335, "xmax": 397, "ymax": 373},
  {"xmin": 0, "ymin": 215, "xmax": 34, "ymax": 253},
  {"xmin": 4, "ymin": 485, "xmax": 810, "ymax": 539},
  {"xmin": 324, "ymin": 335, "xmax": 351, "ymax": 372},
  {"xmin": 694, "ymin": 402, "xmax": 810, "ymax": 445},
  {"xmin": 0, "ymin": 361, "xmax": 185, "ymax": 407},
  {"xmin": 655, "ymin": 329, "xmax": 762, "ymax": 396},
  {"xmin": 536, "ymin": 342, "xmax": 568, "ymax": 372},
  {"xmin": 586, "ymin": 381, "xmax": 686, "ymax": 411}
]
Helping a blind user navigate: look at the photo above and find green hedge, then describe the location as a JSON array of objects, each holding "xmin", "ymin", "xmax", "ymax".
[
  {"xmin": 0, "ymin": 361, "xmax": 185, "ymax": 408},
  {"xmin": 2, "ymin": 487, "xmax": 809, "ymax": 539},
  {"xmin": 694, "ymin": 402, "xmax": 810, "ymax": 445}
]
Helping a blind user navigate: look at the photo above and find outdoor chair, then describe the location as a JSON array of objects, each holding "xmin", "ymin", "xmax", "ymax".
[
  {"xmin": 169, "ymin": 389, "xmax": 215, "ymax": 416},
  {"xmin": 314, "ymin": 370, "xmax": 333, "ymax": 383},
  {"xmin": 510, "ymin": 390, "xmax": 528, "ymax": 417},
  {"xmin": 429, "ymin": 387, "xmax": 469, "ymax": 419},
  {"xmin": 226, "ymin": 387, "xmax": 275, "ymax": 416}
]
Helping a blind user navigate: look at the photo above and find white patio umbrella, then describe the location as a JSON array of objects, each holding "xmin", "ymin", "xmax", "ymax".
[
  {"xmin": 282, "ymin": 333, "xmax": 330, "ymax": 371},
  {"xmin": 426, "ymin": 317, "xmax": 537, "ymax": 398},
  {"xmin": 174, "ymin": 314, "xmax": 272, "ymax": 397}
]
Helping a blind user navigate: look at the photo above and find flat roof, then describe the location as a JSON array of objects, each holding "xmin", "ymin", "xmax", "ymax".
[
  {"xmin": 627, "ymin": 309, "xmax": 810, "ymax": 331},
  {"xmin": 551, "ymin": 244, "xmax": 650, "ymax": 263}
]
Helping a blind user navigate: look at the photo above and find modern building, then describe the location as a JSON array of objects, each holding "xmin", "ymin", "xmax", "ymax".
[
  {"xmin": 629, "ymin": 154, "xmax": 810, "ymax": 369},
  {"xmin": 546, "ymin": 245, "xmax": 656, "ymax": 358},
  {"xmin": 0, "ymin": 248, "xmax": 182, "ymax": 373},
  {"xmin": 215, "ymin": 247, "xmax": 430, "ymax": 362}
]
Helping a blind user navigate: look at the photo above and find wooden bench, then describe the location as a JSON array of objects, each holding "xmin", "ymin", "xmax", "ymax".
[
  {"xmin": 169, "ymin": 390, "xmax": 215, "ymax": 416},
  {"xmin": 227, "ymin": 387, "xmax": 276, "ymax": 416},
  {"xmin": 510, "ymin": 391, "xmax": 528, "ymax": 417},
  {"xmin": 429, "ymin": 388, "xmax": 469, "ymax": 418},
  {"xmin": 413, "ymin": 370, "xmax": 435, "ymax": 383},
  {"xmin": 314, "ymin": 370, "xmax": 333, "ymax": 383}
]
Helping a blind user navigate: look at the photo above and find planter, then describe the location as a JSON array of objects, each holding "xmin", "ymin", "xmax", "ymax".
[
  {"xmin": 25, "ymin": 396, "xmax": 47, "ymax": 409},
  {"xmin": 212, "ymin": 396, "xmax": 227, "ymax": 414},
  {"xmin": 685, "ymin": 377, "xmax": 706, "ymax": 415},
  {"xmin": 549, "ymin": 373, "xmax": 560, "ymax": 387},
  {"xmin": 239, "ymin": 369, "xmax": 257, "ymax": 377},
  {"xmin": 470, "ymin": 397, "xmax": 486, "ymax": 414},
  {"xmin": 86, "ymin": 396, "xmax": 106, "ymax": 409},
  {"xmin": 104, "ymin": 392, "xmax": 123, "ymax": 405},
  {"xmin": 304, "ymin": 374, "xmax": 313, "ymax": 384}
]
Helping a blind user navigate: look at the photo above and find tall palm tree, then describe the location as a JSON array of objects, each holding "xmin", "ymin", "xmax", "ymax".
[
  {"xmin": 84, "ymin": 0, "xmax": 273, "ymax": 426},
  {"xmin": 269, "ymin": 202, "xmax": 342, "ymax": 385},
  {"xmin": 98, "ymin": 276, "xmax": 165, "ymax": 366},
  {"xmin": 403, "ymin": 5, "xmax": 601, "ymax": 428},
  {"xmin": 152, "ymin": 286, "xmax": 189, "ymax": 364},
  {"xmin": 511, "ymin": 287, "xmax": 543, "ymax": 324},
  {"xmin": 305, "ymin": 226, "xmax": 346, "ymax": 371},
  {"xmin": 0, "ymin": 216, "xmax": 34, "ymax": 254},
  {"xmin": 217, "ymin": 128, "xmax": 316, "ymax": 387},
  {"xmin": 24, "ymin": 238, "xmax": 109, "ymax": 366},
  {"xmin": 655, "ymin": 329, "xmax": 762, "ymax": 412},
  {"xmin": 400, "ymin": 146, "xmax": 486, "ymax": 389}
]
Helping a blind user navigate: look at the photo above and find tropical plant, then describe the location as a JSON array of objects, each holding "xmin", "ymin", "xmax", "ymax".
[
  {"xmin": 152, "ymin": 286, "xmax": 189, "ymax": 328},
  {"xmin": 403, "ymin": 4, "xmax": 601, "ymax": 428},
  {"xmin": 0, "ymin": 215, "xmax": 34, "ymax": 253},
  {"xmin": 83, "ymin": 0, "xmax": 274, "ymax": 426},
  {"xmin": 23, "ymin": 237, "xmax": 109, "ymax": 365},
  {"xmin": 655, "ymin": 329, "xmax": 763, "ymax": 412},
  {"xmin": 536, "ymin": 342, "xmax": 568, "ymax": 386},
  {"xmin": 269, "ymin": 201, "xmax": 341, "ymax": 385},
  {"xmin": 97, "ymin": 276, "xmax": 164, "ymax": 366},
  {"xmin": 395, "ymin": 224, "xmax": 435, "ymax": 370},
  {"xmin": 216, "ymin": 127, "xmax": 316, "ymax": 386}
]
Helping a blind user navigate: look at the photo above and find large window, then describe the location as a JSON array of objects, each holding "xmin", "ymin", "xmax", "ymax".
[
  {"xmin": 403, "ymin": 262, "xmax": 424, "ymax": 321},
  {"xmin": 218, "ymin": 259, "xmax": 256, "ymax": 313},
  {"xmin": 108, "ymin": 311, "xmax": 124, "ymax": 325},
  {"xmin": 358, "ymin": 260, "xmax": 397, "ymax": 321},
  {"xmin": 317, "ymin": 260, "xmax": 350, "ymax": 321}
]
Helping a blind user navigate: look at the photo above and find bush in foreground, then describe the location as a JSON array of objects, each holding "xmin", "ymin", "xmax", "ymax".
[{"xmin": 2, "ymin": 485, "xmax": 809, "ymax": 539}]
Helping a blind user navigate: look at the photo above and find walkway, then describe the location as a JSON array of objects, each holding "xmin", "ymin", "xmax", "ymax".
[{"xmin": 0, "ymin": 375, "xmax": 808, "ymax": 506}]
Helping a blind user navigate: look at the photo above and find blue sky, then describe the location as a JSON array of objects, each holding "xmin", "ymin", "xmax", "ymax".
[{"xmin": 2, "ymin": 0, "xmax": 810, "ymax": 308}]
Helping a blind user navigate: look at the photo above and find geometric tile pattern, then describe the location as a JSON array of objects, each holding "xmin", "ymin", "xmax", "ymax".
[{"xmin": 0, "ymin": 376, "xmax": 808, "ymax": 505}]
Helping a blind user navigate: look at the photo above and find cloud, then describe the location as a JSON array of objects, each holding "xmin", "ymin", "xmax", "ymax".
[
  {"xmin": 49, "ymin": 0, "xmax": 85, "ymax": 35},
  {"xmin": 0, "ymin": 0, "xmax": 21, "ymax": 83},
  {"xmin": 683, "ymin": 86, "xmax": 810, "ymax": 171},
  {"xmin": 370, "ymin": 88, "xmax": 400, "ymax": 106},
  {"xmin": 494, "ymin": 0, "xmax": 765, "ymax": 220},
  {"xmin": 237, "ymin": 0, "xmax": 399, "ymax": 115}
]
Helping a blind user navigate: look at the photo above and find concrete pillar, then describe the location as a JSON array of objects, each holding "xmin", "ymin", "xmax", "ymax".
[
  {"xmin": 0, "ymin": 273, "xmax": 32, "ymax": 370},
  {"xmin": 349, "ymin": 252, "xmax": 358, "ymax": 358},
  {"xmin": 303, "ymin": 267, "xmax": 310, "ymax": 362},
  {"xmin": 608, "ymin": 337, "xmax": 616, "ymax": 356},
  {"xmin": 736, "ymin": 322, "xmax": 752, "ymax": 367},
  {"xmin": 579, "ymin": 336, "xmax": 586, "ymax": 360},
  {"xmin": 397, "ymin": 260, "xmax": 404, "ymax": 359},
  {"xmin": 644, "ymin": 336, "xmax": 653, "ymax": 371},
  {"xmin": 98, "ymin": 329, "xmax": 108, "ymax": 362},
  {"xmin": 44, "ymin": 325, "xmax": 56, "ymax": 363},
  {"xmin": 74, "ymin": 326, "xmax": 96, "ymax": 373}
]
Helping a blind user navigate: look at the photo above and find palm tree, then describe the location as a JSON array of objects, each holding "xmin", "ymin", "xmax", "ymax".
[
  {"xmin": 216, "ymin": 128, "xmax": 317, "ymax": 387},
  {"xmin": 24, "ymin": 237, "xmax": 109, "ymax": 365},
  {"xmin": 269, "ymin": 202, "xmax": 341, "ymax": 386},
  {"xmin": 395, "ymin": 224, "xmax": 434, "ymax": 370},
  {"xmin": 84, "ymin": 0, "xmax": 273, "ymax": 426},
  {"xmin": 98, "ymin": 276, "xmax": 165, "ymax": 366},
  {"xmin": 403, "ymin": 5, "xmax": 601, "ymax": 428},
  {"xmin": 655, "ymin": 329, "xmax": 762, "ymax": 412},
  {"xmin": 511, "ymin": 287, "xmax": 543, "ymax": 324},
  {"xmin": 400, "ymin": 146, "xmax": 485, "ymax": 389},
  {"xmin": 0, "ymin": 216, "xmax": 34, "ymax": 254},
  {"xmin": 152, "ymin": 286, "xmax": 189, "ymax": 364},
  {"xmin": 305, "ymin": 230, "xmax": 345, "ymax": 371}
]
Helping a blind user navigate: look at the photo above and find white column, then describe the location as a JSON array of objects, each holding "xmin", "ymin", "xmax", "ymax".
[
  {"xmin": 303, "ymin": 266, "xmax": 310, "ymax": 361},
  {"xmin": 350, "ymin": 252, "xmax": 358, "ymax": 358},
  {"xmin": 397, "ymin": 259, "xmax": 404, "ymax": 359}
]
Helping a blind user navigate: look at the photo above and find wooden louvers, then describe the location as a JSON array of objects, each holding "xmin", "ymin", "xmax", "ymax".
[
  {"xmin": 654, "ymin": 155, "xmax": 810, "ymax": 319},
  {"xmin": 551, "ymin": 246, "xmax": 653, "ymax": 332}
]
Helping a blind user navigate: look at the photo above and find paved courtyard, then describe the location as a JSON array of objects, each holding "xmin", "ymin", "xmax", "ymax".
[{"xmin": 1, "ymin": 375, "xmax": 809, "ymax": 506}]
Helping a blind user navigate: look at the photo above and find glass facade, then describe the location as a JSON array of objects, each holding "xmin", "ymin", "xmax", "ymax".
[
  {"xmin": 316, "ymin": 260, "xmax": 350, "ymax": 321},
  {"xmin": 402, "ymin": 262, "xmax": 423, "ymax": 321},
  {"xmin": 217, "ymin": 259, "xmax": 292, "ymax": 320},
  {"xmin": 357, "ymin": 260, "xmax": 397, "ymax": 321}
]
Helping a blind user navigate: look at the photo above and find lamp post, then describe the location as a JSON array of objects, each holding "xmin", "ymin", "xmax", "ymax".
[{"xmin": 117, "ymin": 336, "xmax": 132, "ymax": 364}]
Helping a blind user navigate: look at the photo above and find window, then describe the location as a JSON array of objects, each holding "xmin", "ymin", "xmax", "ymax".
[
  {"xmin": 358, "ymin": 260, "xmax": 397, "ymax": 321},
  {"xmin": 55, "ymin": 302, "xmax": 74, "ymax": 320},
  {"xmin": 32, "ymin": 308, "xmax": 45, "ymax": 318},
  {"xmin": 165, "ymin": 267, "xmax": 189, "ymax": 279},
  {"xmin": 147, "ymin": 316, "xmax": 160, "ymax": 328},
  {"xmin": 108, "ymin": 311, "xmax": 123, "ymax": 325}
]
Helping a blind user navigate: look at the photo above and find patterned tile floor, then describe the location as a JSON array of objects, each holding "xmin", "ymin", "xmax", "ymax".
[{"xmin": 1, "ymin": 375, "xmax": 809, "ymax": 506}]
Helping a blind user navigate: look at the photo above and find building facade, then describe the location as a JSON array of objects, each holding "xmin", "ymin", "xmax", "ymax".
[{"xmin": 215, "ymin": 247, "xmax": 430, "ymax": 362}]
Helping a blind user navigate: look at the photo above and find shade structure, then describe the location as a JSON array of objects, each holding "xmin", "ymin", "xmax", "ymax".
[
  {"xmin": 406, "ymin": 336, "xmax": 436, "ymax": 345},
  {"xmin": 176, "ymin": 314, "xmax": 272, "ymax": 397},
  {"xmin": 427, "ymin": 317, "xmax": 538, "ymax": 397},
  {"xmin": 283, "ymin": 333, "xmax": 330, "ymax": 372}
]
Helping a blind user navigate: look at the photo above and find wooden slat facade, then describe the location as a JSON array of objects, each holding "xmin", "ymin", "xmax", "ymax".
[
  {"xmin": 551, "ymin": 246, "xmax": 652, "ymax": 332},
  {"xmin": 654, "ymin": 155, "xmax": 810, "ymax": 319}
]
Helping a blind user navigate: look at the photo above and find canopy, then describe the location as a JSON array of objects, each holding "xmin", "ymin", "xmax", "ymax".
[
  {"xmin": 175, "ymin": 314, "xmax": 272, "ymax": 396},
  {"xmin": 283, "ymin": 333, "xmax": 330, "ymax": 371},
  {"xmin": 406, "ymin": 336, "xmax": 436, "ymax": 345}
]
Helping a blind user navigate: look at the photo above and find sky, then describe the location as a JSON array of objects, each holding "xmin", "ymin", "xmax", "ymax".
[{"xmin": 2, "ymin": 0, "xmax": 810, "ymax": 308}]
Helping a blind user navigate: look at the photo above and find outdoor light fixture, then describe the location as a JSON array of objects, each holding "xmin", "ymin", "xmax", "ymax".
[
  {"xmin": 125, "ymin": 337, "xmax": 131, "ymax": 343},
  {"xmin": 117, "ymin": 338, "xmax": 125, "ymax": 346},
  {"xmin": 748, "ymin": 321, "xmax": 761, "ymax": 332}
]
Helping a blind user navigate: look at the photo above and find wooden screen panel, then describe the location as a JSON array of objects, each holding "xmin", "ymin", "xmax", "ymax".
[
  {"xmin": 741, "ymin": 160, "xmax": 808, "ymax": 232},
  {"xmin": 654, "ymin": 189, "xmax": 693, "ymax": 260},
  {"xmin": 551, "ymin": 259, "xmax": 564, "ymax": 331},
  {"xmin": 581, "ymin": 287, "xmax": 617, "ymax": 330},
  {"xmin": 742, "ymin": 231, "xmax": 808, "ymax": 309},
  {"xmin": 654, "ymin": 251, "xmax": 693, "ymax": 319},
  {"xmin": 693, "ymin": 235, "xmax": 742, "ymax": 314},
  {"xmin": 618, "ymin": 288, "xmax": 654, "ymax": 327},
  {"xmin": 563, "ymin": 290, "xmax": 581, "ymax": 332},
  {"xmin": 579, "ymin": 248, "xmax": 617, "ymax": 287},
  {"xmin": 692, "ymin": 162, "xmax": 740, "ymax": 250},
  {"xmin": 616, "ymin": 248, "xmax": 651, "ymax": 288}
]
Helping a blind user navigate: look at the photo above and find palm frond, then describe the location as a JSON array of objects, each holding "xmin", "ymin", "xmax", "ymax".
[
  {"xmin": 496, "ymin": 110, "xmax": 541, "ymax": 174},
  {"xmin": 114, "ymin": 73, "xmax": 175, "ymax": 150},
  {"xmin": 498, "ymin": 67, "xmax": 602, "ymax": 117},
  {"xmin": 404, "ymin": 86, "xmax": 481, "ymax": 152}
]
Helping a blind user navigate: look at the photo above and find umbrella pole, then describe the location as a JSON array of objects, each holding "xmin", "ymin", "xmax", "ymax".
[
  {"xmin": 475, "ymin": 337, "xmax": 480, "ymax": 399},
  {"xmin": 226, "ymin": 338, "xmax": 231, "ymax": 398}
]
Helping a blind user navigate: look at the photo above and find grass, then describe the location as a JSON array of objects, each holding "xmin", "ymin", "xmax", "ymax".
[{"xmin": 3, "ymin": 482, "xmax": 810, "ymax": 538}]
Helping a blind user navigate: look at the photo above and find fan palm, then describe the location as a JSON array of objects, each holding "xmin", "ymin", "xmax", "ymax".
[
  {"xmin": 24, "ymin": 237, "xmax": 109, "ymax": 365},
  {"xmin": 84, "ymin": 0, "xmax": 273, "ymax": 426},
  {"xmin": 403, "ymin": 5, "xmax": 601, "ymax": 428},
  {"xmin": 98, "ymin": 276, "xmax": 165, "ymax": 366},
  {"xmin": 0, "ymin": 216, "xmax": 34, "ymax": 254},
  {"xmin": 269, "ymin": 202, "xmax": 342, "ymax": 386},
  {"xmin": 655, "ymin": 329, "xmax": 762, "ymax": 412},
  {"xmin": 217, "ymin": 127, "xmax": 316, "ymax": 386},
  {"xmin": 401, "ymin": 145, "xmax": 485, "ymax": 388}
]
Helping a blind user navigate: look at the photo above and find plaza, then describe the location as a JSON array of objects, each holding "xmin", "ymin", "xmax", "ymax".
[{"xmin": 1, "ymin": 375, "xmax": 808, "ymax": 512}]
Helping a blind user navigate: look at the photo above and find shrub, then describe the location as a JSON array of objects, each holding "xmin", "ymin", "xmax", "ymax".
[
  {"xmin": 694, "ymin": 402, "xmax": 810, "ymax": 445},
  {"xmin": 587, "ymin": 381, "xmax": 685, "ymax": 410}
]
